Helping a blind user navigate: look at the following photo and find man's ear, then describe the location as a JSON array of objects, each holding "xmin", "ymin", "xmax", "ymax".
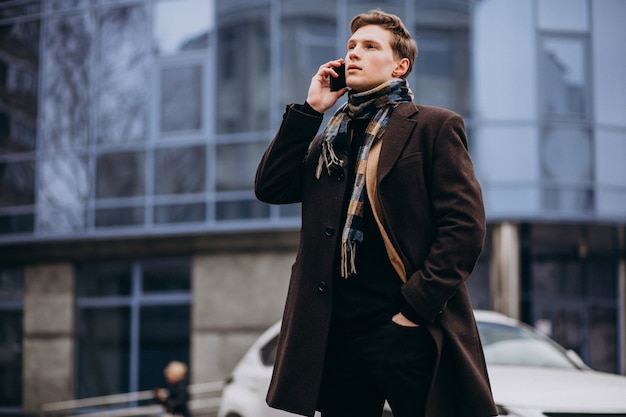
[{"xmin": 392, "ymin": 57, "xmax": 410, "ymax": 78}]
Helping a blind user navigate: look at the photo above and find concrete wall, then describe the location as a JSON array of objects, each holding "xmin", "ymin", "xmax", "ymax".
[
  {"xmin": 191, "ymin": 251, "xmax": 296, "ymax": 384},
  {"xmin": 23, "ymin": 263, "xmax": 74, "ymax": 413}
]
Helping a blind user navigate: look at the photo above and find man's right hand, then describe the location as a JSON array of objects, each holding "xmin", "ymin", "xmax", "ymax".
[{"xmin": 306, "ymin": 59, "xmax": 348, "ymax": 114}]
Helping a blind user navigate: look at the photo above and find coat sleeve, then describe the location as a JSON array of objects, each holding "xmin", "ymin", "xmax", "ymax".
[
  {"xmin": 400, "ymin": 111, "xmax": 486, "ymax": 323},
  {"xmin": 255, "ymin": 104, "xmax": 323, "ymax": 205}
]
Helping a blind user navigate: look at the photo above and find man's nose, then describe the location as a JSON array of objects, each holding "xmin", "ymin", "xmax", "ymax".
[{"xmin": 348, "ymin": 48, "xmax": 360, "ymax": 60}]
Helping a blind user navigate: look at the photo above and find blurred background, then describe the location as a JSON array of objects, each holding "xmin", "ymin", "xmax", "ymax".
[{"xmin": 0, "ymin": 0, "xmax": 625, "ymax": 414}]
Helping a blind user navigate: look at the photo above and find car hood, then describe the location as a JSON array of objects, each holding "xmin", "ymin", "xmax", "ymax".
[{"xmin": 489, "ymin": 365, "xmax": 626, "ymax": 412}]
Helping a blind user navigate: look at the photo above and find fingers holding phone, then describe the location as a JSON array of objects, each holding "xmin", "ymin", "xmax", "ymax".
[{"xmin": 306, "ymin": 60, "xmax": 348, "ymax": 113}]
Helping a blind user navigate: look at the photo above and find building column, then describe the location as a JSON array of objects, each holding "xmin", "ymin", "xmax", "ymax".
[
  {"xmin": 23, "ymin": 263, "xmax": 74, "ymax": 412},
  {"xmin": 191, "ymin": 252, "xmax": 293, "ymax": 384},
  {"xmin": 489, "ymin": 222, "xmax": 521, "ymax": 319}
]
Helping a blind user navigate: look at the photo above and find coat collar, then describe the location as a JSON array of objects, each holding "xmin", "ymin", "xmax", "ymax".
[{"xmin": 377, "ymin": 102, "xmax": 419, "ymax": 180}]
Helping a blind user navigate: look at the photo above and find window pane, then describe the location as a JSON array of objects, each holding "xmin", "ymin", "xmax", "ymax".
[
  {"xmin": 0, "ymin": 268, "xmax": 23, "ymax": 301},
  {"xmin": 139, "ymin": 305, "xmax": 190, "ymax": 391},
  {"xmin": 540, "ymin": 125, "xmax": 593, "ymax": 213},
  {"xmin": 160, "ymin": 65, "xmax": 203, "ymax": 132},
  {"xmin": 0, "ymin": 272, "xmax": 22, "ymax": 408},
  {"xmin": 541, "ymin": 37, "xmax": 587, "ymax": 118},
  {"xmin": 216, "ymin": 199, "xmax": 269, "ymax": 220},
  {"xmin": 97, "ymin": 5, "xmax": 150, "ymax": 145},
  {"xmin": 38, "ymin": 153, "xmax": 88, "ymax": 233},
  {"xmin": 96, "ymin": 151, "xmax": 145, "ymax": 198},
  {"xmin": 0, "ymin": 213, "xmax": 34, "ymax": 235},
  {"xmin": 41, "ymin": 12, "xmax": 92, "ymax": 149},
  {"xmin": 541, "ymin": 126, "xmax": 591, "ymax": 181},
  {"xmin": 216, "ymin": 142, "xmax": 267, "ymax": 191},
  {"xmin": 142, "ymin": 258, "xmax": 190, "ymax": 293},
  {"xmin": 538, "ymin": 0, "xmax": 588, "ymax": 31},
  {"xmin": 279, "ymin": 203, "xmax": 300, "ymax": 218},
  {"xmin": 216, "ymin": 10, "xmax": 270, "ymax": 133},
  {"xmin": 154, "ymin": 0, "xmax": 212, "ymax": 55},
  {"xmin": 155, "ymin": 146, "xmax": 206, "ymax": 195},
  {"xmin": 413, "ymin": 4, "xmax": 470, "ymax": 115},
  {"xmin": 590, "ymin": 307, "xmax": 617, "ymax": 373},
  {"xmin": 0, "ymin": 18, "xmax": 39, "ymax": 155},
  {"xmin": 95, "ymin": 206, "xmax": 145, "ymax": 227},
  {"xmin": 77, "ymin": 261, "xmax": 133, "ymax": 297},
  {"xmin": 154, "ymin": 203, "xmax": 205, "ymax": 224},
  {"xmin": 77, "ymin": 307, "xmax": 131, "ymax": 398},
  {"xmin": 280, "ymin": 17, "xmax": 336, "ymax": 107},
  {"xmin": 0, "ymin": 160, "xmax": 35, "ymax": 206},
  {"xmin": 0, "ymin": 310, "xmax": 22, "ymax": 406}
]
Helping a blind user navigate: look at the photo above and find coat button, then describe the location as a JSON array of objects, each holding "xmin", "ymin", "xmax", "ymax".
[
  {"xmin": 324, "ymin": 227, "xmax": 334, "ymax": 237},
  {"xmin": 318, "ymin": 281, "xmax": 327, "ymax": 292}
]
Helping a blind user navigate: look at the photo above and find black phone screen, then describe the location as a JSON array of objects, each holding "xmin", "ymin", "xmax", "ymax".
[{"xmin": 330, "ymin": 63, "xmax": 346, "ymax": 91}]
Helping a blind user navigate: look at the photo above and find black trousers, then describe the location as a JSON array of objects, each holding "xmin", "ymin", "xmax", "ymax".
[{"xmin": 318, "ymin": 320, "xmax": 436, "ymax": 417}]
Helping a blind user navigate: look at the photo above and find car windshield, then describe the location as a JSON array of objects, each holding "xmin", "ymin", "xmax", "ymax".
[{"xmin": 477, "ymin": 321, "xmax": 577, "ymax": 369}]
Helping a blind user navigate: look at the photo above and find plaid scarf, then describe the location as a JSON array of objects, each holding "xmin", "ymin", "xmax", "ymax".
[{"xmin": 315, "ymin": 78, "xmax": 413, "ymax": 278}]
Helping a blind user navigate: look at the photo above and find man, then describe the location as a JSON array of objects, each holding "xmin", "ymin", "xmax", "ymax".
[
  {"xmin": 255, "ymin": 9, "xmax": 497, "ymax": 417},
  {"xmin": 154, "ymin": 361, "xmax": 191, "ymax": 417}
]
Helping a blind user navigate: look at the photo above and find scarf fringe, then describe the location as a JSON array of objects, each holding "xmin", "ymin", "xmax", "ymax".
[
  {"xmin": 315, "ymin": 140, "xmax": 342, "ymax": 180},
  {"xmin": 341, "ymin": 240, "xmax": 358, "ymax": 279}
]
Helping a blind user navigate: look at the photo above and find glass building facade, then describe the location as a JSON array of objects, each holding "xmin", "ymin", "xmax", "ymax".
[{"xmin": 0, "ymin": 0, "xmax": 625, "ymax": 413}]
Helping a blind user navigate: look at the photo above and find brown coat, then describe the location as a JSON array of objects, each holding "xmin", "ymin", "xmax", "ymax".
[{"xmin": 255, "ymin": 102, "xmax": 498, "ymax": 417}]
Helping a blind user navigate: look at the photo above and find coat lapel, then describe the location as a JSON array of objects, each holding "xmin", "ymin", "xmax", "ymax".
[
  {"xmin": 364, "ymin": 102, "xmax": 419, "ymax": 283},
  {"xmin": 377, "ymin": 102, "xmax": 419, "ymax": 181}
]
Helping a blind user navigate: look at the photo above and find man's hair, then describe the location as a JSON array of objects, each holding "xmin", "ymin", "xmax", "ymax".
[{"xmin": 350, "ymin": 9, "xmax": 418, "ymax": 79}]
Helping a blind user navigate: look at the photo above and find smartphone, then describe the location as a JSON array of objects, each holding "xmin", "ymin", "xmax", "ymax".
[{"xmin": 330, "ymin": 63, "xmax": 346, "ymax": 91}]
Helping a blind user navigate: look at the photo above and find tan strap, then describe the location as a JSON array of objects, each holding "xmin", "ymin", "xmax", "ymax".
[{"xmin": 365, "ymin": 140, "xmax": 407, "ymax": 282}]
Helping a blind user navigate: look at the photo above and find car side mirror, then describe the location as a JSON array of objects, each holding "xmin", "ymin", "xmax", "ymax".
[{"xmin": 566, "ymin": 349, "xmax": 590, "ymax": 369}]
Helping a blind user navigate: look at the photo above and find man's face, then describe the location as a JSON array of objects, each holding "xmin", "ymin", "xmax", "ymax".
[{"xmin": 344, "ymin": 24, "xmax": 406, "ymax": 92}]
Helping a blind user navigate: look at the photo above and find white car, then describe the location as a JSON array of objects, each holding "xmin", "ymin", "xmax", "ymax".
[{"xmin": 217, "ymin": 310, "xmax": 626, "ymax": 417}]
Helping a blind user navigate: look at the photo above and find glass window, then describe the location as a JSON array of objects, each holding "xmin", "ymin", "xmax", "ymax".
[
  {"xmin": 96, "ymin": 151, "xmax": 145, "ymax": 199},
  {"xmin": 77, "ymin": 306, "xmax": 131, "ymax": 398},
  {"xmin": 76, "ymin": 259, "xmax": 191, "ymax": 397},
  {"xmin": 413, "ymin": 29, "xmax": 470, "ymax": 116},
  {"xmin": 138, "ymin": 305, "xmax": 190, "ymax": 390},
  {"xmin": 0, "ymin": 212, "xmax": 34, "ymax": 235},
  {"xmin": 0, "ymin": 160, "xmax": 35, "ymax": 206},
  {"xmin": 540, "ymin": 37, "xmax": 588, "ymax": 119},
  {"xmin": 216, "ymin": 200, "xmax": 269, "ymax": 221},
  {"xmin": 280, "ymin": 15, "xmax": 336, "ymax": 107},
  {"xmin": 538, "ymin": 0, "xmax": 589, "ymax": 32},
  {"xmin": 525, "ymin": 225, "xmax": 620, "ymax": 372},
  {"xmin": 155, "ymin": 146, "xmax": 206, "ymax": 195},
  {"xmin": 215, "ymin": 142, "xmax": 267, "ymax": 191},
  {"xmin": 41, "ymin": 12, "xmax": 92, "ymax": 150},
  {"xmin": 216, "ymin": 9, "xmax": 270, "ymax": 133},
  {"xmin": 590, "ymin": 307, "xmax": 617, "ymax": 373},
  {"xmin": 38, "ymin": 152, "xmax": 89, "ymax": 233},
  {"xmin": 77, "ymin": 261, "xmax": 133, "ymax": 297},
  {"xmin": 97, "ymin": 5, "xmax": 150, "ymax": 145},
  {"xmin": 142, "ymin": 258, "xmax": 190, "ymax": 293},
  {"xmin": 153, "ymin": 0, "xmax": 213, "ymax": 55},
  {"xmin": 592, "ymin": 1, "xmax": 626, "ymax": 127},
  {"xmin": 0, "ymin": 267, "xmax": 23, "ymax": 407},
  {"xmin": 540, "ymin": 125, "xmax": 593, "ymax": 213},
  {"xmin": 160, "ymin": 65, "xmax": 204, "ymax": 133},
  {"xmin": 154, "ymin": 203, "xmax": 205, "ymax": 224},
  {"xmin": 95, "ymin": 206, "xmax": 145, "ymax": 228}
]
